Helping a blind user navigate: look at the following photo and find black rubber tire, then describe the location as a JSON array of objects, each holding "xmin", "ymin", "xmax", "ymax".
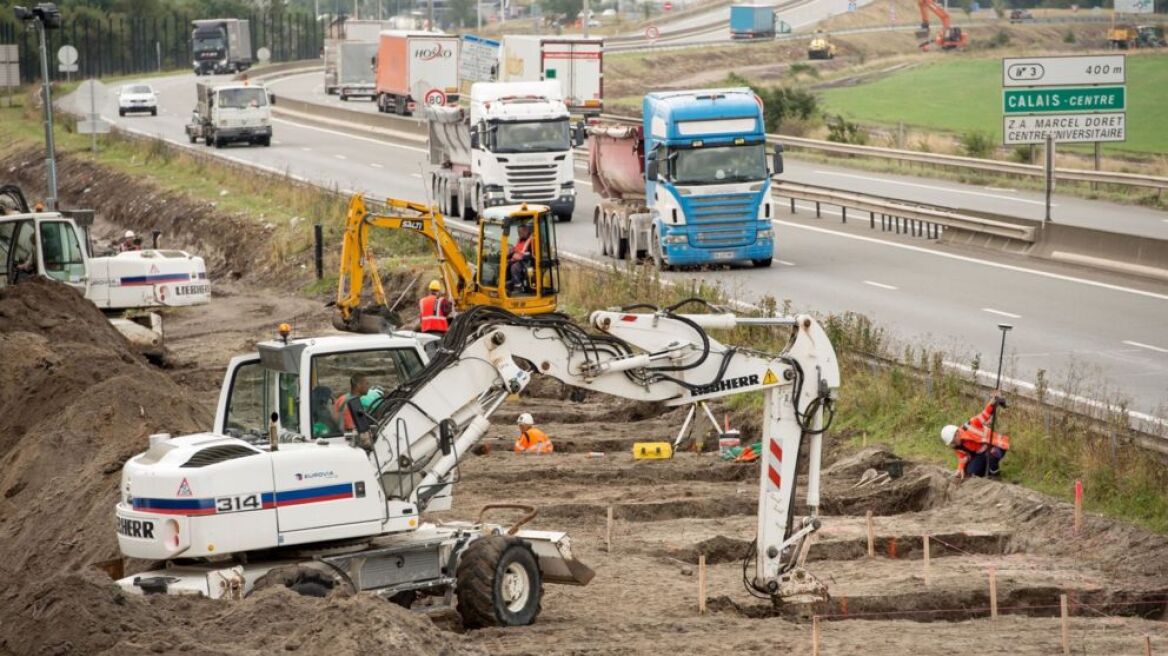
[
  {"xmin": 557, "ymin": 211, "xmax": 573, "ymax": 223},
  {"xmin": 614, "ymin": 220, "xmax": 629, "ymax": 261},
  {"xmin": 250, "ymin": 565, "xmax": 349, "ymax": 599},
  {"xmin": 119, "ymin": 109, "xmax": 125, "ymax": 117},
  {"xmin": 752, "ymin": 257, "xmax": 773, "ymax": 268},
  {"xmin": 456, "ymin": 535, "xmax": 542, "ymax": 629},
  {"xmin": 188, "ymin": 134, "xmax": 196, "ymax": 144},
  {"xmin": 598, "ymin": 214, "xmax": 610, "ymax": 257},
  {"xmin": 150, "ymin": 108, "xmax": 157, "ymax": 116},
  {"xmin": 651, "ymin": 228, "xmax": 667, "ymax": 270}
]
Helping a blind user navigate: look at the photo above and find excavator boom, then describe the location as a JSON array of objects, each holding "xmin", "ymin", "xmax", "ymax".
[{"xmin": 916, "ymin": 0, "xmax": 968, "ymax": 49}]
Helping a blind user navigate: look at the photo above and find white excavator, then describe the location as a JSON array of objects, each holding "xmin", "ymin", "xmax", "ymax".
[
  {"xmin": 113, "ymin": 301, "xmax": 840, "ymax": 626},
  {"xmin": 0, "ymin": 185, "xmax": 209, "ymax": 350}
]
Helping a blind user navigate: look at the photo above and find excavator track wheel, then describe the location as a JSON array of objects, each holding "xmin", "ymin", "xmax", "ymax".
[
  {"xmin": 455, "ymin": 535, "xmax": 542, "ymax": 629},
  {"xmin": 249, "ymin": 564, "xmax": 353, "ymax": 599}
]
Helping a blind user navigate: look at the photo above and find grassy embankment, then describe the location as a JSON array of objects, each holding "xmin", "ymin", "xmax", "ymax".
[
  {"xmin": 818, "ymin": 54, "xmax": 1168, "ymax": 156},
  {"xmin": 4, "ymin": 100, "xmax": 1166, "ymax": 533}
]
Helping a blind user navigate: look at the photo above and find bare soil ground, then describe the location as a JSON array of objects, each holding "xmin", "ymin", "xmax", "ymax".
[{"xmin": 2, "ymin": 149, "xmax": 1165, "ymax": 655}]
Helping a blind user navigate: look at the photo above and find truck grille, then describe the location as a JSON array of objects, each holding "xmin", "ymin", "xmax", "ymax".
[
  {"xmin": 684, "ymin": 193, "xmax": 757, "ymax": 248},
  {"xmin": 505, "ymin": 164, "xmax": 557, "ymax": 201}
]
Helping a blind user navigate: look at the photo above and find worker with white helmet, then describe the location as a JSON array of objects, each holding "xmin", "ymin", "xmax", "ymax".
[
  {"xmin": 514, "ymin": 412, "xmax": 553, "ymax": 454},
  {"xmin": 419, "ymin": 279, "xmax": 453, "ymax": 334},
  {"xmin": 118, "ymin": 229, "xmax": 141, "ymax": 253},
  {"xmin": 941, "ymin": 390, "xmax": 1011, "ymax": 480}
]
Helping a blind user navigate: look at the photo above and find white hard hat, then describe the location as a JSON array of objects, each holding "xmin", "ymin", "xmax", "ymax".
[
  {"xmin": 941, "ymin": 425, "xmax": 958, "ymax": 447},
  {"xmin": 124, "ymin": 230, "xmax": 135, "ymax": 239},
  {"xmin": 517, "ymin": 413, "xmax": 534, "ymax": 426}
]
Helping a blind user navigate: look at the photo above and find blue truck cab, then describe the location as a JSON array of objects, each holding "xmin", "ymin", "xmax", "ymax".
[{"xmin": 643, "ymin": 88, "xmax": 779, "ymax": 268}]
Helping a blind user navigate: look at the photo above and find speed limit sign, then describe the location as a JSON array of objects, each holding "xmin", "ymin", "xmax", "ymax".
[
  {"xmin": 645, "ymin": 25, "xmax": 660, "ymax": 41},
  {"xmin": 423, "ymin": 88, "xmax": 447, "ymax": 106}
]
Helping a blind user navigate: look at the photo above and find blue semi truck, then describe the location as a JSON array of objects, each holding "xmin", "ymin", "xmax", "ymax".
[
  {"xmin": 730, "ymin": 4, "xmax": 776, "ymax": 40},
  {"xmin": 588, "ymin": 88, "xmax": 781, "ymax": 269}
]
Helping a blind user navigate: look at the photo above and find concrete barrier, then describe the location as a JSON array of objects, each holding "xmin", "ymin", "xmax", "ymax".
[
  {"xmin": 1030, "ymin": 222, "xmax": 1168, "ymax": 283},
  {"xmin": 271, "ymin": 95, "xmax": 428, "ymax": 144}
]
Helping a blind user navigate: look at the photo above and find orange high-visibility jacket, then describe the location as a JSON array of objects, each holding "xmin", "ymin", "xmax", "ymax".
[
  {"xmin": 510, "ymin": 236, "xmax": 532, "ymax": 261},
  {"xmin": 954, "ymin": 399, "xmax": 1011, "ymax": 473},
  {"xmin": 514, "ymin": 427, "xmax": 553, "ymax": 454},
  {"xmin": 419, "ymin": 293, "xmax": 449, "ymax": 333}
]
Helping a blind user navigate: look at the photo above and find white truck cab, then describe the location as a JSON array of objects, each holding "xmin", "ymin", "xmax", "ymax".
[{"xmin": 186, "ymin": 82, "xmax": 273, "ymax": 148}]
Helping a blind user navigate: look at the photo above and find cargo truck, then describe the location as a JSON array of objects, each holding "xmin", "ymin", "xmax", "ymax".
[
  {"xmin": 426, "ymin": 81, "xmax": 581, "ymax": 223},
  {"xmin": 498, "ymin": 36, "xmax": 603, "ymax": 115},
  {"xmin": 191, "ymin": 19, "xmax": 252, "ymax": 75},
  {"xmin": 185, "ymin": 82, "xmax": 272, "ymax": 148},
  {"xmin": 324, "ymin": 19, "xmax": 397, "ymax": 95},
  {"xmin": 589, "ymin": 89, "xmax": 780, "ymax": 269},
  {"xmin": 729, "ymin": 4, "xmax": 775, "ymax": 40},
  {"xmin": 337, "ymin": 42, "xmax": 379, "ymax": 100},
  {"xmin": 375, "ymin": 31, "xmax": 461, "ymax": 116}
]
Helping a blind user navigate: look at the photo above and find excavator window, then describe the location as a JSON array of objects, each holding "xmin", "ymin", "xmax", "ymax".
[
  {"xmin": 36, "ymin": 221, "xmax": 85, "ymax": 283},
  {"xmin": 479, "ymin": 223, "xmax": 503, "ymax": 289},
  {"xmin": 504, "ymin": 218, "xmax": 537, "ymax": 296},
  {"xmin": 222, "ymin": 361, "xmax": 270, "ymax": 442},
  {"xmin": 536, "ymin": 211, "xmax": 559, "ymax": 295},
  {"xmin": 6, "ymin": 220, "xmax": 36, "ymax": 285},
  {"xmin": 309, "ymin": 348, "xmax": 424, "ymax": 438},
  {"xmin": 0, "ymin": 220, "xmax": 16, "ymax": 286}
]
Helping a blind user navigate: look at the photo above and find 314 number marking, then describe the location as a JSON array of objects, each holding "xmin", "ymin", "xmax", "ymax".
[{"xmin": 216, "ymin": 494, "xmax": 261, "ymax": 513}]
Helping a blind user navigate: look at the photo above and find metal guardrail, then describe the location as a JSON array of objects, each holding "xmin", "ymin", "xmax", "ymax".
[
  {"xmin": 598, "ymin": 114, "xmax": 1168, "ymax": 192},
  {"xmin": 773, "ymin": 181, "xmax": 1036, "ymax": 242}
]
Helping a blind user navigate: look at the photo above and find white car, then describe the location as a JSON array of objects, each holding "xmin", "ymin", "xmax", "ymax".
[{"xmin": 118, "ymin": 84, "xmax": 158, "ymax": 117}]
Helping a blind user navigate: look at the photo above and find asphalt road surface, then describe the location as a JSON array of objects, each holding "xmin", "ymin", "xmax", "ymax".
[{"xmin": 63, "ymin": 73, "xmax": 1168, "ymax": 417}]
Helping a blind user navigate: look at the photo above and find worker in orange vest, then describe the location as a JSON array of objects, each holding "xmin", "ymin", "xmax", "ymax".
[
  {"xmin": 514, "ymin": 413, "xmax": 553, "ymax": 454},
  {"xmin": 508, "ymin": 223, "xmax": 534, "ymax": 290},
  {"xmin": 941, "ymin": 391, "xmax": 1011, "ymax": 479},
  {"xmin": 419, "ymin": 279, "xmax": 452, "ymax": 334}
]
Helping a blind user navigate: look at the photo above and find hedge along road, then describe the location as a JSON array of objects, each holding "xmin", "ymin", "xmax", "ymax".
[{"xmin": 61, "ymin": 72, "xmax": 1168, "ymax": 417}]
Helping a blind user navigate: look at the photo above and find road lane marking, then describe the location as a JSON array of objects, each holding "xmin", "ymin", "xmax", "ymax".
[
  {"xmin": 271, "ymin": 117, "xmax": 428, "ymax": 154},
  {"xmin": 334, "ymin": 154, "xmax": 347, "ymax": 160},
  {"xmin": 777, "ymin": 259, "xmax": 796, "ymax": 266},
  {"xmin": 301, "ymin": 147, "xmax": 312, "ymax": 152},
  {"xmin": 773, "ymin": 220, "xmax": 1168, "ymax": 302},
  {"xmin": 863, "ymin": 280, "xmax": 897, "ymax": 290},
  {"xmin": 370, "ymin": 162, "xmax": 384, "ymax": 168},
  {"xmin": 410, "ymin": 173, "xmax": 422, "ymax": 178},
  {"xmin": 1123, "ymin": 340, "xmax": 1168, "ymax": 354},
  {"xmin": 813, "ymin": 170, "xmax": 1053, "ymax": 207},
  {"xmin": 982, "ymin": 308, "xmax": 1021, "ymax": 319}
]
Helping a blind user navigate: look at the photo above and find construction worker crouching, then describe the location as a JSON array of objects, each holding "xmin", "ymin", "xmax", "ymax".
[
  {"xmin": 514, "ymin": 413, "xmax": 553, "ymax": 454},
  {"xmin": 419, "ymin": 279, "xmax": 453, "ymax": 334},
  {"xmin": 941, "ymin": 390, "xmax": 1011, "ymax": 480}
]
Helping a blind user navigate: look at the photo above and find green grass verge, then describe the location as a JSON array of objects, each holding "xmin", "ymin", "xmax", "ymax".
[
  {"xmin": 7, "ymin": 106, "xmax": 1166, "ymax": 534},
  {"xmin": 817, "ymin": 53, "xmax": 1168, "ymax": 156}
]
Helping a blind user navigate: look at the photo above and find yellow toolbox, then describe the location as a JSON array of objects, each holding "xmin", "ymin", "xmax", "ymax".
[{"xmin": 632, "ymin": 442, "xmax": 673, "ymax": 460}]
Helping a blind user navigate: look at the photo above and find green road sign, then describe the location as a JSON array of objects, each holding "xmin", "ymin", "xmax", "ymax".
[{"xmin": 1003, "ymin": 86, "xmax": 1125, "ymax": 114}]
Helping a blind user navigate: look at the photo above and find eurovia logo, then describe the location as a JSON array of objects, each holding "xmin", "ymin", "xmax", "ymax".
[
  {"xmin": 295, "ymin": 471, "xmax": 338, "ymax": 481},
  {"xmin": 415, "ymin": 43, "xmax": 453, "ymax": 61}
]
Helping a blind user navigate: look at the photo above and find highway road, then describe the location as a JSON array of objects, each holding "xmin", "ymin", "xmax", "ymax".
[
  {"xmin": 611, "ymin": 0, "xmax": 878, "ymax": 47},
  {"xmin": 264, "ymin": 71, "xmax": 1168, "ymax": 241},
  {"xmin": 63, "ymin": 73, "xmax": 1168, "ymax": 417}
]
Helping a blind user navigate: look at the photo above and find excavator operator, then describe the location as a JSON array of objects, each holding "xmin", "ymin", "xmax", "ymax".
[
  {"xmin": 508, "ymin": 223, "xmax": 534, "ymax": 292},
  {"xmin": 941, "ymin": 390, "xmax": 1011, "ymax": 479},
  {"xmin": 333, "ymin": 374, "xmax": 385, "ymax": 431}
]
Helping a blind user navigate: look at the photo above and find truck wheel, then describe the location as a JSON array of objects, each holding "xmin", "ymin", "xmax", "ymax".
[
  {"xmin": 651, "ymin": 229, "xmax": 668, "ymax": 271},
  {"xmin": 557, "ymin": 210, "xmax": 573, "ymax": 223},
  {"xmin": 597, "ymin": 212, "xmax": 610, "ymax": 256},
  {"xmin": 250, "ymin": 564, "xmax": 353, "ymax": 599},
  {"xmin": 752, "ymin": 257, "xmax": 773, "ymax": 268},
  {"xmin": 150, "ymin": 108, "xmax": 157, "ymax": 116},
  {"xmin": 214, "ymin": 136, "xmax": 223, "ymax": 149},
  {"xmin": 188, "ymin": 133, "xmax": 196, "ymax": 144},
  {"xmin": 340, "ymin": 94, "xmax": 349, "ymax": 101},
  {"xmin": 613, "ymin": 222, "xmax": 629, "ymax": 261},
  {"xmin": 456, "ymin": 536, "xmax": 542, "ymax": 629},
  {"xmin": 260, "ymin": 136, "xmax": 271, "ymax": 147}
]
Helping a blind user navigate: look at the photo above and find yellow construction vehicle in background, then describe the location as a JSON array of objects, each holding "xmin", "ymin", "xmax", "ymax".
[
  {"xmin": 808, "ymin": 31, "xmax": 836, "ymax": 60},
  {"xmin": 334, "ymin": 194, "xmax": 560, "ymax": 332}
]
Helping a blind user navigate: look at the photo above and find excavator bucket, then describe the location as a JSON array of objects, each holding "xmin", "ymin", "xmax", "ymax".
[{"xmin": 516, "ymin": 529, "xmax": 596, "ymax": 586}]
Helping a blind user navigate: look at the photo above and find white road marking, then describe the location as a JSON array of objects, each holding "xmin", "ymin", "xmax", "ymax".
[
  {"xmin": 271, "ymin": 140, "xmax": 282, "ymax": 145},
  {"xmin": 410, "ymin": 173, "xmax": 422, "ymax": 178},
  {"xmin": 334, "ymin": 154, "xmax": 347, "ymax": 160},
  {"xmin": 814, "ymin": 170, "xmax": 1054, "ymax": 207},
  {"xmin": 863, "ymin": 280, "xmax": 898, "ymax": 290},
  {"xmin": 774, "ymin": 220, "xmax": 1168, "ymax": 302},
  {"xmin": 1123, "ymin": 340, "xmax": 1168, "ymax": 354},
  {"xmin": 300, "ymin": 147, "xmax": 312, "ymax": 152},
  {"xmin": 982, "ymin": 308, "xmax": 1022, "ymax": 319},
  {"xmin": 777, "ymin": 259, "xmax": 796, "ymax": 266},
  {"xmin": 370, "ymin": 162, "xmax": 384, "ymax": 168},
  {"xmin": 271, "ymin": 117, "xmax": 429, "ymax": 154},
  {"xmin": 985, "ymin": 187, "xmax": 1017, "ymax": 192}
]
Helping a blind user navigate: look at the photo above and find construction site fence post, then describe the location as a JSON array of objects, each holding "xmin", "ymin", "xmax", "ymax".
[
  {"xmin": 697, "ymin": 554, "xmax": 707, "ymax": 615},
  {"xmin": 1060, "ymin": 593, "xmax": 1070, "ymax": 655},
  {"xmin": 811, "ymin": 615, "xmax": 821, "ymax": 656},
  {"xmin": 313, "ymin": 224, "xmax": 323, "ymax": 280},
  {"xmin": 923, "ymin": 533, "xmax": 930, "ymax": 586},
  {"xmin": 989, "ymin": 568, "xmax": 998, "ymax": 619},
  {"xmin": 866, "ymin": 510, "xmax": 875, "ymax": 558}
]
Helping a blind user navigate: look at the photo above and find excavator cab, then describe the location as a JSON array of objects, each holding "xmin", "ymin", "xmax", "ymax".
[{"xmin": 474, "ymin": 204, "xmax": 559, "ymax": 315}]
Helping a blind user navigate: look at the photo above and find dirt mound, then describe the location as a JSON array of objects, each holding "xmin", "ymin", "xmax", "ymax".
[
  {"xmin": 667, "ymin": 535, "xmax": 752, "ymax": 565},
  {"xmin": 2, "ymin": 569, "xmax": 485, "ymax": 656},
  {"xmin": 0, "ymin": 280, "xmax": 209, "ymax": 583}
]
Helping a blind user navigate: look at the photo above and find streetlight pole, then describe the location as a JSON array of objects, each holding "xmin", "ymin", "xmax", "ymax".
[{"xmin": 34, "ymin": 18, "xmax": 58, "ymax": 210}]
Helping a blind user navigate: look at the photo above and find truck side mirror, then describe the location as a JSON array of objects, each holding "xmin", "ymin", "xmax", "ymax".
[
  {"xmin": 772, "ymin": 144, "xmax": 784, "ymax": 176},
  {"xmin": 470, "ymin": 128, "xmax": 480, "ymax": 150},
  {"xmin": 268, "ymin": 93, "xmax": 276, "ymax": 105},
  {"xmin": 573, "ymin": 123, "xmax": 585, "ymax": 147},
  {"xmin": 646, "ymin": 159, "xmax": 659, "ymax": 180}
]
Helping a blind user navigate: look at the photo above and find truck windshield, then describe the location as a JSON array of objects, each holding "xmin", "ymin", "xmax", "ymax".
[
  {"xmin": 492, "ymin": 119, "xmax": 570, "ymax": 153},
  {"xmin": 670, "ymin": 143, "xmax": 768, "ymax": 185},
  {"xmin": 194, "ymin": 36, "xmax": 225, "ymax": 52},
  {"xmin": 218, "ymin": 88, "xmax": 268, "ymax": 109}
]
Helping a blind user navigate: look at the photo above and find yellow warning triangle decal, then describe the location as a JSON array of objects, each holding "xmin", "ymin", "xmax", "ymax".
[{"xmin": 762, "ymin": 369, "xmax": 779, "ymax": 385}]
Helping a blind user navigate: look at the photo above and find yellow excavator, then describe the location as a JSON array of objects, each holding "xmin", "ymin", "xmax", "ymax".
[{"xmin": 334, "ymin": 194, "xmax": 560, "ymax": 333}]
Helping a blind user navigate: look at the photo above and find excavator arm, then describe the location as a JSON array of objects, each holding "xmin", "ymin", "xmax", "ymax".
[
  {"xmin": 916, "ymin": 0, "xmax": 967, "ymax": 49},
  {"xmin": 357, "ymin": 303, "xmax": 841, "ymax": 602},
  {"xmin": 335, "ymin": 194, "xmax": 476, "ymax": 331}
]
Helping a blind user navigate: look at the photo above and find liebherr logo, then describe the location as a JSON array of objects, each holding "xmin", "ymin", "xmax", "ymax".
[{"xmin": 692, "ymin": 374, "xmax": 760, "ymax": 397}]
